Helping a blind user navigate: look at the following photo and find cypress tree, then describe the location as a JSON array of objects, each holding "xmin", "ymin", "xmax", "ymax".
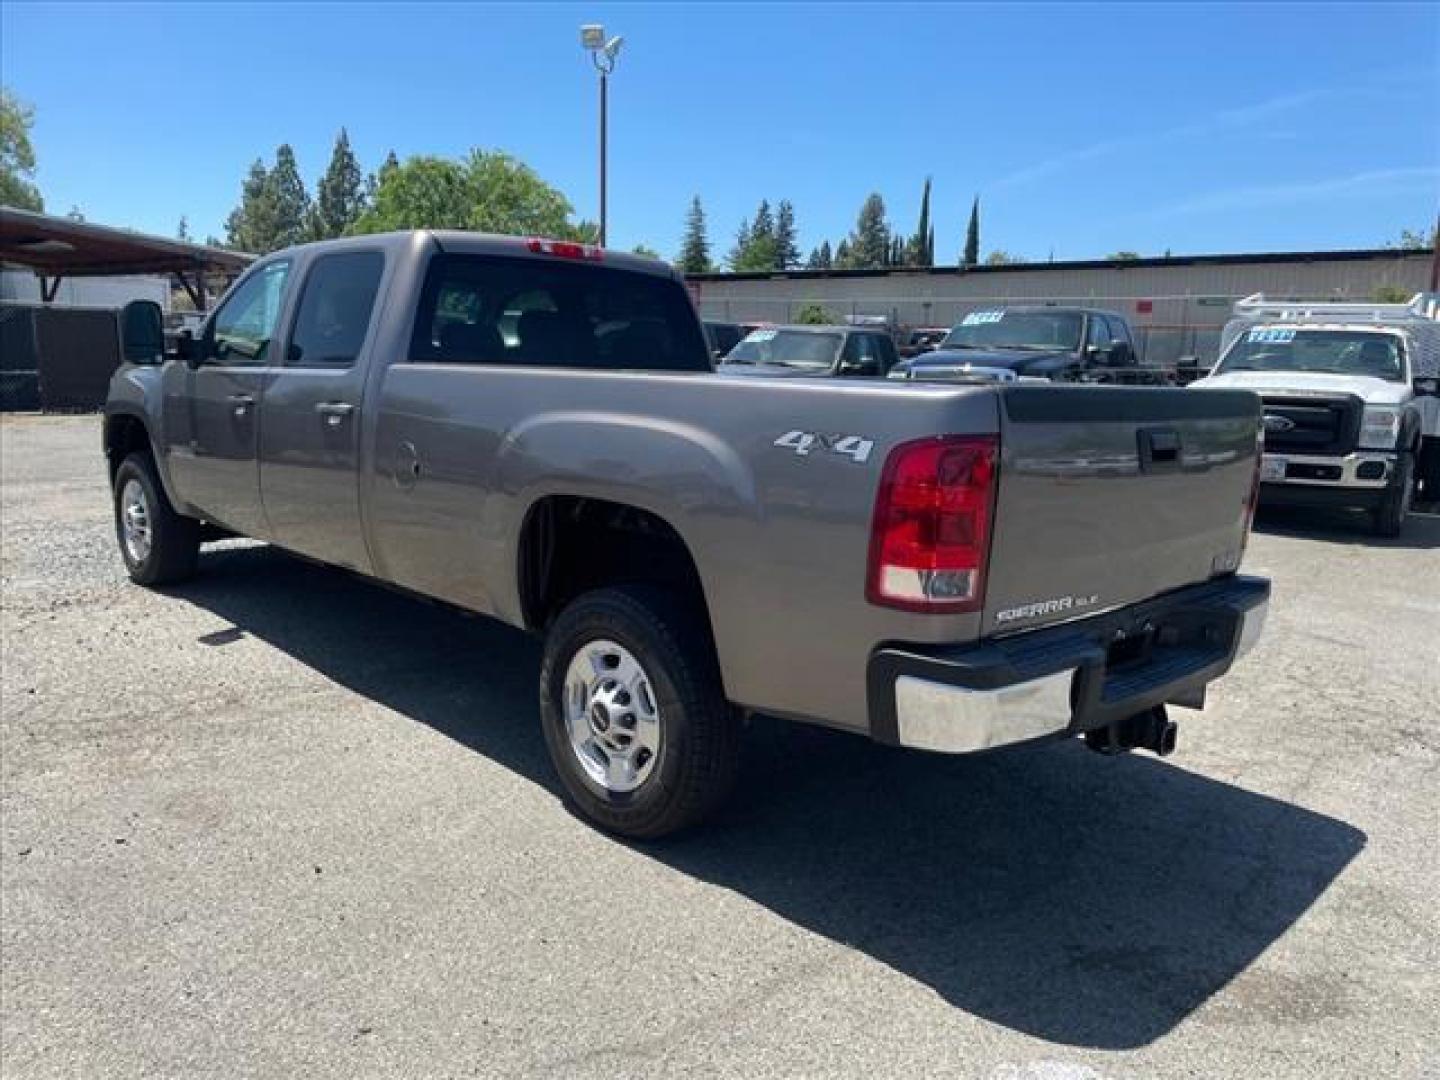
[{"xmin": 963, "ymin": 196, "xmax": 980, "ymax": 267}]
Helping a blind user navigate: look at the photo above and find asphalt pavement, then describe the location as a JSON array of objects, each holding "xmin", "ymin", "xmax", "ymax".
[{"xmin": 2, "ymin": 414, "xmax": 1437, "ymax": 1079}]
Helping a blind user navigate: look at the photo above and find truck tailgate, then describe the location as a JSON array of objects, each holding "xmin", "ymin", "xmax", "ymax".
[{"xmin": 983, "ymin": 386, "xmax": 1260, "ymax": 635}]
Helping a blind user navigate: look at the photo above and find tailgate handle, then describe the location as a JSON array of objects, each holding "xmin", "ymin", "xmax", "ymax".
[{"xmin": 1138, "ymin": 427, "xmax": 1181, "ymax": 471}]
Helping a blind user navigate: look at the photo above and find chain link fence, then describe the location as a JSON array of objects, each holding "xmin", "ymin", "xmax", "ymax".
[{"xmin": 1, "ymin": 303, "xmax": 123, "ymax": 412}]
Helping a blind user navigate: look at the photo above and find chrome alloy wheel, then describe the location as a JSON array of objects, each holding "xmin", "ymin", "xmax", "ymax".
[
  {"xmin": 120, "ymin": 479, "xmax": 152, "ymax": 565},
  {"xmin": 563, "ymin": 639, "xmax": 662, "ymax": 793}
]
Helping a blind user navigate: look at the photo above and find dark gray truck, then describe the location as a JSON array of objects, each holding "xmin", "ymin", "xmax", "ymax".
[
  {"xmin": 105, "ymin": 231, "xmax": 1269, "ymax": 838},
  {"xmin": 890, "ymin": 306, "xmax": 1173, "ymax": 385}
]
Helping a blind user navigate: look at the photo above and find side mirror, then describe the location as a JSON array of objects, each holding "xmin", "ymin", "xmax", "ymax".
[
  {"xmin": 1107, "ymin": 340, "xmax": 1135, "ymax": 366},
  {"xmin": 177, "ymin": 330, "xmax": 203, "ymax": 369},
  {"xmin": 1415, "ymin": 377, "xmax": 1439, "ymax": 396},
  {"xmin": 120, "ymin": 300, "xmax": 165, "ymax": 365}
]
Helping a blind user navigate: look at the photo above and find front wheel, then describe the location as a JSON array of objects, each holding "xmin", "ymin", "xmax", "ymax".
[
  {"xmin": 539, "ymin": 585, "xmax": 740, "ymax": 839},
  {"xmin": 1373, "ymin": 450, "xmax": 1415, "ymax": 537},
  {"xmin": 113, "ymin": 452, "xmax": 200, "ymax": 585}
]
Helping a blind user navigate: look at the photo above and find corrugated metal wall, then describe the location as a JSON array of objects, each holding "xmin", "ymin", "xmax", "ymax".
[{"xmin": 691, "ymin": 251, "xmax": 1432, "ymax": 365}]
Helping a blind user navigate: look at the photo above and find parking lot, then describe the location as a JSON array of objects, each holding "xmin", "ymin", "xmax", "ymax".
[{"xmin": 1, "ymin": 412, "xmax": 1437, "ymax": 1078}]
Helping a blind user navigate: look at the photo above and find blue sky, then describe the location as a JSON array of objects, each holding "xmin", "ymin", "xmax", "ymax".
[{"xmin": 2, "ymin": 2, "xmax": 1436, "ymax": 262}]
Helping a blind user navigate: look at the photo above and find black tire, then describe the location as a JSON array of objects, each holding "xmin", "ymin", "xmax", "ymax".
[
  {"xmin": 1373, "ymin": 450, "xmax": 1415, "ymax": 538},
  {"xmin": 113, "ymin": 452, "xmax": 201, "ymax": 585},
  {"xmin": 1417, "ymin": 439, "xmax": 1440, "ymax": 503},
  {"xmin": 539, "ymin": 585, "xmax": 740, "ymax": 839}
]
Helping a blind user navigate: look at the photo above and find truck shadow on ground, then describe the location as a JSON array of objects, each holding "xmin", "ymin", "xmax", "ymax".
[
  {"xmin": 175, "ymin": 544, "xmax": 1365, "ymax": 1051},
  {"xmin": 1254, "ymin": 503, "xmax": 1440, "ymax": 549}
]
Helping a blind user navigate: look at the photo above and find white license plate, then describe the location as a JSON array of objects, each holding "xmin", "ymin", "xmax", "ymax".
[{"xmin": 1261, "ymin": 455, "xmax": 1287, "ymax": 482}]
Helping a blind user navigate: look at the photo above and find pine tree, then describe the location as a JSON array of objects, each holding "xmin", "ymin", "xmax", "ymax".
[
  {"xmin": 225, "ymin": 159, "xmax": 275, "ymax": 252},
  {"xmin": 750, "ymin": 200, "xmax": 775, "ymax": 247},
  {"xmin": 819, "ymin": 239, "xmax": 832, "ymax": 268},
  {"xmin": 727, "ymin": 217, "xmax": 751, "ymax": 271},
  {"xmin": 963, "ymin": 196, "xmax": 980, "ymax": 267},
  {"xmin": 907, "ymin": 177, "xmax": 932, "ymax": 266},
  {"xmin": 266, "ymin": 144, "xmax": 311, "ymax": 249},
  {"xmin": 834, "ymin": 238, "xmax": 852, "ymax": 268},
  {"xmin": 176, "ymin": 215, "xmax": 190, "ymax": 242},
  {"xmin": 775, "ymin": 200, "xmax": 800, "ymax": 270},
  {"xmin": 846, "ymin": 193, "xmax": 890, "ymax": 269},
  {"xmin": 678, "ymin": 195, "xmax": 712, "ymax": 273},
  {"xmin": 314, "ymin": 128, "xmax": 366, "ymax": 239},
  {"xmin": 926, "ymin": 224, "xmax": 935, "ymax": 265}
]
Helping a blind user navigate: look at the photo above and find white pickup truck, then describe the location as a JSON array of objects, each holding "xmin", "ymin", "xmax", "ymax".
[{"xmin": 1190, "ymin": 293, "xmax": 1440, "ymax": 535}]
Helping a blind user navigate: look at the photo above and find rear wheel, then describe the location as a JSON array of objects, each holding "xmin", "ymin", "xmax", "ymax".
[
  {"xmin": 539, "ymin": 585, "xmax": 740, "ymax": 839},
  {"xmin": 1373, "ymin": 450, "xmax": 1415, "ymax": 537},
  {"xmin": 113, "ymin": 452, "xmax": 200, "ymax": 585},
  {"xmin": 1417, "ymin": 438, "xmax": 1440, "ymax": 503}
]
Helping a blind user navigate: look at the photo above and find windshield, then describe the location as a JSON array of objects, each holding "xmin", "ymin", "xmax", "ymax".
[
  {"xmin": 725, "ymin": 329, "xmax": 843, "ymax": 369},
  {"xmin": 941, "ymin": 310, "xmax": 1083, "ymax": 351},
  {"xmin": 1216, "ymin": 329, "xmax": 1406, "ymax": 382}
]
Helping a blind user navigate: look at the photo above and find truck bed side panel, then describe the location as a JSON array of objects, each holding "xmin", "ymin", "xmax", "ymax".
[{"xmin": 367, "ymin": 368, "xmax": 998, "ymax": 732}]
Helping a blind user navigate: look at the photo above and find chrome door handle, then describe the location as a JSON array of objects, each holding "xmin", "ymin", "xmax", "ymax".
[
  {"xmin": 227, "ymin": 393, "xmax": 254, "ymax": 418},
  {"xmin": 315, "ymin": 401, "xmax": 356, "ymax": 427}
]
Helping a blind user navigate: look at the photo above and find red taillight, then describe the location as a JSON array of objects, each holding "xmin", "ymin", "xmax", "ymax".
[
  {"xmin": 866, "ymin": 435, "xmax": 998, "ymax": 612},
  {"xmin": 525, "ymin": 237, "xmax": 604, "ymax": 261}
]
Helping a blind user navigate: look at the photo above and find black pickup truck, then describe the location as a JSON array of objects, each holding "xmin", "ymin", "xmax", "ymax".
[{"xmin": 889, "ymin": 306, "xmax": 1173, "ymax": 385}]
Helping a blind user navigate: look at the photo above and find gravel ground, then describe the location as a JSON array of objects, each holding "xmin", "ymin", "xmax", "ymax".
[{"xmin": 2, "ymin": 413, "xmax": 1437, "ymax": 1080}]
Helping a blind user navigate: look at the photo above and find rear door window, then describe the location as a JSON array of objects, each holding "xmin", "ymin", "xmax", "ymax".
[
  {"xmin": 411, "ymin": 254, "xmax": 710, "ymax": 372},
  {"xmin": 286, "ymin": 251, "xmax": 385, "ymax": 368}
]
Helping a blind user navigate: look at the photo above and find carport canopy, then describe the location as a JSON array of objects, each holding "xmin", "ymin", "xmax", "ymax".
[{"xmin": 0, "ymin": 206, "xmax": 253, "ymax": 309}]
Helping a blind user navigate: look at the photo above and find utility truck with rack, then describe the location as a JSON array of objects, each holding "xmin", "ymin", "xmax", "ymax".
[
  {"xmin": 1190, "ymin": 293, "xmax": 1440, "ymax": 536},
  {"xmin": 104, "ymin": 231, "xmax": 1269, "ymax": 838}
]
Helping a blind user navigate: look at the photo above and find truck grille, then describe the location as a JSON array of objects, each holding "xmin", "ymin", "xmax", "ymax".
[{"xmin": 1260, "ymin": 395, "xmax": 1361, "ymax": 456}]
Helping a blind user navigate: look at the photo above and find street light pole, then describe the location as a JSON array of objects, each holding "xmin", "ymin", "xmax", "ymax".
[
  {"xmin": 599, "ymin": 67, "xmax": 607, "ymax": 247},
  {"xmin": 581, "ymin": 24, "xmax": 622, "ymax": 248}
]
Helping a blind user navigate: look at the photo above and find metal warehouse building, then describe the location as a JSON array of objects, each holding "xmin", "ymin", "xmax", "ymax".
[{"xmin": 688, "ymin": 247, "xmax": 1435, "ymax": 365}]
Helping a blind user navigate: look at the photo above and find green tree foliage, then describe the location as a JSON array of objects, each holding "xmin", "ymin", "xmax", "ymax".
[
  {"xmin": 631, "ymin": 243, "xmax": 659, "ymax": 258},
  {"xmin": 176, "ymin": 215, "xmax": 190, "ymax": 241},
  {"xmin": 751, "ymin": 200, "xmax": 775, "ymax": 247},
  {"xmin": 0, "ymin": 87, "xmax": 43, "ymax": 211},
  {"xmin": 906, "ymin": 177, "xmax": 933, "ymax": 266},
  {"xmin": 985, "ymin": 250, "xmax": 1025, "ymax": 265},
  {"xmin": 313, "ymin": 127, "xmax": 366, "ymax": 239},
  {"xmin": 775, "ymin": 200, "xmax": 800, "ymax": 269},
  {"xmin": 267, "ymin": 144, "xmax": 311, "ymax": 249},
  {"xmin": 1393, "ymin": 225, "xmax": 1438, "ymax": 249},
  {"xmin": 225, "ymin": 158, "xmax": 277, "ymax": 252},
  {"xmin": 794, "ymin": 302, "xmax": 836, "ymax": 325},
  {"xmin": 678, "ymin": 196, "xmax": 712, "ymax": 273},
  {"xmin": 1106, "ymin": 250, "xmax": 1141, "ymax": 261},
  {"xmin": 834, "ymin": 238, "xmax": 851, "ymax": 266},
  {"xmin": 727, "ymin": 205, "xmax": 779, "ymax": 272},
  {"xmin": 843, "ymin": 193, "xmax": 891, "ymax": 269},
  {"xmin": 962, "ymin": 196, "xmax": 980, "ymax": 267},
  {"xmin": 806, "ymin": 240, "xmax": 833, "ymax": 269},
  {"xmin": 353, "ymin": 150, "xmax": 582, "ymax": 239},
  {"xmin": 224, "ymin": 145, "xmax": 312, "ymax": 253}
]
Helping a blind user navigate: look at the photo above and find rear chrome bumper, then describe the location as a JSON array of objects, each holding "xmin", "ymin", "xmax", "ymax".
[{"xmin": 868, "ymin": 576, "xmax": 1269, "ymax": 754}]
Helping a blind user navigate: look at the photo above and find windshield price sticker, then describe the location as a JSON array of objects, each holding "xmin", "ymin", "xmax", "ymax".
[
  {"xmin": 1247, "ymin": 327, "xmax": 1295, "ymax": 343},
  {"xmin": 749, "ymin": 329, "xmax": 777, "ymax": 342},
  {"xmin": 962, "ymin": 311, "xmax": 1004, "ymax": 326}
]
